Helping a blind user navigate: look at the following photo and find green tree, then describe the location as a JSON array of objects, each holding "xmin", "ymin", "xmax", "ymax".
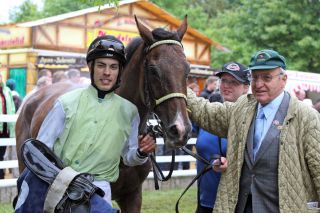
[
  {"xmin": 41, "ymin": 0, "xmax": 92, "ymax": 17},
  {"xmin": 152, "ymin": 0, "xmax": 320, "ymax": 72},
  {"xmin": 150, "ymin": 0, "xmax": 233, "ymax": 32},
  {"xmin": 9, "ymin": 0, "xmax": 120, "ymax": 23},
  {"xmin": 9, "ymin": 0, "xmax": 42, "ymax": 23},
  {"xmin": 211, "ymin": 0, "xmax": 320, "ymax": 72}
]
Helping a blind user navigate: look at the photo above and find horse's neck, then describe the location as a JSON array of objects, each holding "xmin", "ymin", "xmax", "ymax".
[{"xmin": 118, "ymin": 50, "xmax": 148, "ymax": 122}]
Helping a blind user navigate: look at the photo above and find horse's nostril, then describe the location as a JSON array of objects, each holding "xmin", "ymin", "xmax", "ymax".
[{"xmin": 168, "ymin": 124, "xmax": 179, "ymax": 136}]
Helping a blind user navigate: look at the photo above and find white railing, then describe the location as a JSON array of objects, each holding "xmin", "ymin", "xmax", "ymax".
[
  {"xmin": 0, "ymin": 115, "xmax": 197, "ymax": 188},
  {"xmin": 0, "ymin": 114, "xmax": 19, "ymax": 188}
]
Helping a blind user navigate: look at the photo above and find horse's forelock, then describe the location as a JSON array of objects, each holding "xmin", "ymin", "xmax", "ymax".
[
  {"xmin": 152, "ymin": 28, "xmax": 179, "ymax": 41},
  {"xmin": 125, "ymin": 28, "xmax": 181, "ymax": 64}
]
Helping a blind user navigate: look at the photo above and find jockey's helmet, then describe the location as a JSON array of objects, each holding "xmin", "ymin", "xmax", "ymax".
[{"xmin": 86, "ymin": 35, "xmax": 126, "ymax": 66}]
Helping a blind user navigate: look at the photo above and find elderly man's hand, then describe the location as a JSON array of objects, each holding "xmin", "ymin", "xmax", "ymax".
[
  {"xmin": 212, "ymin": 157, "xmax": 228, "ymax": 173},
  {"xmin": 138, "ymin": 134, "xmax": 156, "ymax": 155}
]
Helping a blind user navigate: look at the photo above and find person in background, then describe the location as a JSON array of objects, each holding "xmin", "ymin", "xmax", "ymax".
[
  {"xmin": 187, "ymin": 49, "xmax": 320, "ymax": 212},
  {"xmin": 38, "ymin": 69, "xmax": 52, "ymax": 84},
  {"xmin": 294, "ymin": 88, "xmax": 314, "ymax": 107},
  {"xmin": 188, "ymin": 82, "xmax": 200, "ymax": 97},
  {"xmin": 67, "ymin": 68, "xmax": 81, "ymax": 84},
  {"xmin": 29, "ymin": 76, "xmax": 52, "ymax": 95},
  {"xmin": 313, "ymin": 98, "xmax": 320, "ymax": 113},
  {"xmin": 200, "ymin": 76, "xmax": 219, "ymax": 99},
  {"xmin": 295, "ymin": 89, "xmax": 306, "ymax": 101},
  {"xmin": 6, "ymin": 79, "xmax": 19, "ymax": 97},
  {"xmin": 18, "ymin": 76, "xmax": 52, "ymax": 114},
  {"xmin": 52, "ymin": 70, "xmax": 68, "ymax": 83},
  {"xmin": 196, "ymin": 62, "xmax": 250, "ymax": 212},
  {"xmin": 80, "ymin": 76, "xmax": 91, "ymax": 85},
  {"xmin": 6, "ymin": 79, "xmax": 22, "ymax": 112},
  {"xmin": 0, "ymin": 73, "xmax": 15, "ymax": 179},
  {"xmin": 188, "ymin": 81, "xmax": 201, "ymax": 136}
]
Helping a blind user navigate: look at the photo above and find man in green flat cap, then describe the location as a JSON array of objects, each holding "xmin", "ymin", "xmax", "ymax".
[{"xmin": 187, "ymin": 49, "xmax": 320, "ymax": 212}]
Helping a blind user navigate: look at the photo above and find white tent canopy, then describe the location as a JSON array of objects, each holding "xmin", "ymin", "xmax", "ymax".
[{"xmin": 285, "ymin": 70, "xmax": 320, "ymax": 103}]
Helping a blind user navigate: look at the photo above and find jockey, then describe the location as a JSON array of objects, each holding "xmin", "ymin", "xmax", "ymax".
[{"xmin": 16, "ymin": 35, "xmax": 156, "ymax": 211}]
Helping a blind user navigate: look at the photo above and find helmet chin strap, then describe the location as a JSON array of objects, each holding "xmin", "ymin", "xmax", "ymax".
[{"xmin": 90, "ymin": 60, "xmax": 121, "ymax": 99}]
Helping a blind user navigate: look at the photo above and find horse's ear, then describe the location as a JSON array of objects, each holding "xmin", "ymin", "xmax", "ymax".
[
  {"xmin": 135, "ymin": 15, "xmax": 154, "ymax": 45},
  {"xmin": 177, "ymin": 15, "xmax": 188, "ymax": 41}
]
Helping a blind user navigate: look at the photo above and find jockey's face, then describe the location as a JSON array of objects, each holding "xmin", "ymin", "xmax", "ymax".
[{"xmin": 93, "ymin": 58, "xmax": 119, "ymax": 91}]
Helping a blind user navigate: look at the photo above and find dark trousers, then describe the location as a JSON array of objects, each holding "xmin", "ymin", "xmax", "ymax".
[
  {"xmin": 244, "ymin": 194, "xmax": 252, "ymax": 213},
  {"xmin": 0, "ymin": 145, "xmax": 7, "ymax": 179},
  {"xmin": 196, "ymin": 205, "xmax": 213, "ymax": 213}
]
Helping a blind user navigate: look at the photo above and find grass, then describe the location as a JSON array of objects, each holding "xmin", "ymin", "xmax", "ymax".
[{"xmin": 0, "ymin": 187, "xmax": 197, "ymax": 213}]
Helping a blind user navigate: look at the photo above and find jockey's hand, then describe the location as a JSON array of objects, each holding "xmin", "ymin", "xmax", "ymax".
[
  {"xmin": 212, "ymin": 157, "xmax": 228, "ymax": 173},
  {"xmin": 138, "ymin": 134, "xmax": 156, "ymax": 155}
]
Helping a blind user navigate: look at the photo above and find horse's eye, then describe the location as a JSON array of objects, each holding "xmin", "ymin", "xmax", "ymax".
[{"xmin": 148, "ymin": 65, "xmax": 160, "ymax": 77}]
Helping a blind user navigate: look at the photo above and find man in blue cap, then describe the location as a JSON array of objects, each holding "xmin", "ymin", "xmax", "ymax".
[
  {"xmin": 195, "ymin": 62, "xmax": 250, "ymax": 212},
  {"xmin": 187, "ymin": 49, "xmax": 320, "ymax": 212}
]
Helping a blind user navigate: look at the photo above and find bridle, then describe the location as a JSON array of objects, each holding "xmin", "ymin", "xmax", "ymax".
[
  {"xmin": 140, "ymin": 39, "xmax": 187, "ymax": 189},
  {"xmin": 143, "ymin": 39, "xmax": 187, "ymax": 109},
  {"xmin": 141, "ymin": 39, "xmax": 187, "ymax": 119}
]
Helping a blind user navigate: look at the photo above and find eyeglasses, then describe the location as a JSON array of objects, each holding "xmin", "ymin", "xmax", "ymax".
[
  {"xmin": 249, "ymin": 72, "xmax": 284, "ymax": 83},
  {"xmin": 220, "ymin": 78, "xmax": 241, "ymax": 87},
  {"xmin": 88, "ymin": 39, "xmax": 125, "ymax": 55}
]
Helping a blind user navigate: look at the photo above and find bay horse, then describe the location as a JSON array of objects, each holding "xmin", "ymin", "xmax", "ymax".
[{"xmin": 15, "ymin": 16, "xmax": 192, "ymax": 212}]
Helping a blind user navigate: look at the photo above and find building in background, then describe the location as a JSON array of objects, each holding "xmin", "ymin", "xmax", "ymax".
[{"xmin": 0, "ymin": 0, "xmax": 227, "ymax": 97}]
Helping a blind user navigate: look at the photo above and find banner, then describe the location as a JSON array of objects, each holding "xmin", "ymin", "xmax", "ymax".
[
  {"xmin": 0, "ymin": 27, "xmax": 31, "ymax": 48},
  {"xmin": 37, "ymin": 56, "xmax": 86, "ymax": 69},
  {"xmin": 87, "ymin": 29, "xmax": 139, "ymax": 47}
]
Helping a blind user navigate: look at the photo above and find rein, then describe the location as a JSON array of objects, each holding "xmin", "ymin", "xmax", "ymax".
[
  {"xmin": 175, "ymin": 139, "xmax": 224, "ymax": 213},
  {"xmin": 141, "ymin": 39, "xmax": 186, "ymax": 190}
]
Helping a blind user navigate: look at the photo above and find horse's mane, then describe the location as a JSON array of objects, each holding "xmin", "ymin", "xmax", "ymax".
[
  {"xmin": 125, "ymin": 28, "xmax": 180, "ymax": 63},
  {"xmin": 125, "ymin": 37, "xmax": 143, "ymax": 63}
]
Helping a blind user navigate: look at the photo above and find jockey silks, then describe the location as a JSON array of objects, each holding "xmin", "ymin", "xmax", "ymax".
[{"xmin": 54, "ymin": 85, "xmax": 138, "ymax": 182}]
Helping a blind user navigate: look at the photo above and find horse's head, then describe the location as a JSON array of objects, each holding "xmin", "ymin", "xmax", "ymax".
[{"xmin": 134, "ymin": 16, "xmax": 192, "ymax": 148}]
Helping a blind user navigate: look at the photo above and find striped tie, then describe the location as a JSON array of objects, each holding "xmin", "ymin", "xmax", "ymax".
[{"xmin": 253, "ymin": 109, "xmax": 265, "ymax": 159}]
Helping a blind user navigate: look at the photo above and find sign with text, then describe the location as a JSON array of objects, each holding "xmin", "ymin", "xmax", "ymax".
[
  {"xmin": 0, "ymin": 27, "xmax": 31, "ymax": 49},
  {"xmin": 37, "ymin": 56, "xmax": 86, "ymax": 68},
  {"xmin": 87, "ymin": 29, "xmax": 139, "ymax": 47}
]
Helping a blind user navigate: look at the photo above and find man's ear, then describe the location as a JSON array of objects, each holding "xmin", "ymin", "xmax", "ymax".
[{"xmin": 282, "ymin": 74, "xmax": 287, "ymax": 81}]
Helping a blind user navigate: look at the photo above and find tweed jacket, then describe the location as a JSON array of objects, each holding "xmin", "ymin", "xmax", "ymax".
[{"xmin": 187, "ymin": 89, "xmax": 320, "ymax": 213}]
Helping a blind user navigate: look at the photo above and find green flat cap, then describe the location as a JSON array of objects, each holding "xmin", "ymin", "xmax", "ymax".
[{"xmin": 249, "ymin": 49, "xmax": 286, "ymax": 71}]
